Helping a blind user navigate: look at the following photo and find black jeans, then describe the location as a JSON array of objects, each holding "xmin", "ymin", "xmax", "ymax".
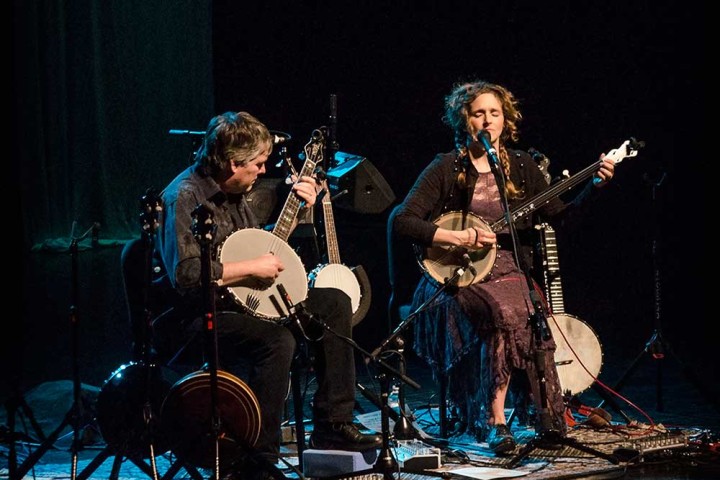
[{"xmin": 176, "ymin": 287, "xmax": 356, "ymax": 461}]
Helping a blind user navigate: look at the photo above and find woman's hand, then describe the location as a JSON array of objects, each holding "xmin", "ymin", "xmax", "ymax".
[
  {"xmin": 457, "ymin": 226, "xmax": 496, "ymax": 248},
  {"xmin": 592, "ymin": 154, "xmax": 615, "ymax": 187}
]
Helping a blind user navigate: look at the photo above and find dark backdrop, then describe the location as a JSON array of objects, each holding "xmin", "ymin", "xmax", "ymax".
[{"xmin": 10, "ymin": 2, "xmax": 710, "ymax": 403}]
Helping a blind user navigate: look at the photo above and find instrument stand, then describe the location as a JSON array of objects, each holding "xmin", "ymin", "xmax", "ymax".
[
  {"xmin": 77, "ymin": 191, "xmax": 169, "ymax": 480},
  {"xmin": 13, "ymin": 223, "xmax": 99, "ymax": 480},
  {"xmin": 597, "ymin": 173, "xmax": 719, "ymax": 413}
]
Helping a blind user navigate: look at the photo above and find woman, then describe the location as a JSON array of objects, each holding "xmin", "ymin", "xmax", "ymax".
[{"xmin": 392, "ymin": 80, "xmax": 614, "ymax": 454}]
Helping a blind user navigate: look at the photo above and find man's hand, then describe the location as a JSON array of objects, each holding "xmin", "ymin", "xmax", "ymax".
[{"xmin": 292, "ymin": 175, "xmax": 318, "ymax": 207}]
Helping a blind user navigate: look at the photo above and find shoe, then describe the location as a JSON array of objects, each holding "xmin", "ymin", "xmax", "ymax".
[
  {"xmin": 309, "ymin": 422, "xmax": 383, "ymax": 451},
  {"xmin": 485, "ymin": 424, "xmax": 516, "ymax": 455}
]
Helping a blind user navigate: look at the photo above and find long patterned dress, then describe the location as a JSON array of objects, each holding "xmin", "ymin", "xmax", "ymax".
[{"xmin": 412, "ymin": 171, "xmax": 567, "ymax": 438}]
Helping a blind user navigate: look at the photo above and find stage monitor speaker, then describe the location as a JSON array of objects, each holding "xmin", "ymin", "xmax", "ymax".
[{"xmin": 326, "ymin": 152, "xmax": 395, "ymax": 214}]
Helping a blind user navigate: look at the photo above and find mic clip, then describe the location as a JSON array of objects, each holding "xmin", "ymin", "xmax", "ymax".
[
  {"xmin": 462, "ymin": 252, "xmax": 478, "ymax": 277},
  {"xmin": 276, "ymin": 283, "xmax": 321, "ymax": 340}
]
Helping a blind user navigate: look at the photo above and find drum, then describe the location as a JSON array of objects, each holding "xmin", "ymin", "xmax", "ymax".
[
  {"xmin": 160, "ymin": 369, "xmax": 261, "ymax": 469},
  {"xmin": 549, "ymin": 314, "xmax": 604, "ymax": 396},
  {"xmin": 95, "ymin": 362, "xmax": 172, "ymax": 457}
]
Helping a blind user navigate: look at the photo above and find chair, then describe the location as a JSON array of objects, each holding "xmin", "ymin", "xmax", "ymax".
[
  {"xmin": 386, "ymin": 204, "xmax": 450, "ymax": 437},
  {"xmin": 120, "ymin": 237, "xmax": 160, "ymax": 362}
]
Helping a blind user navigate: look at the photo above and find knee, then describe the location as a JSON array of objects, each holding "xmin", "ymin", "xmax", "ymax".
[{"xmin": 314, "ymin": 288, "xmax": 353, "ymax": 321}]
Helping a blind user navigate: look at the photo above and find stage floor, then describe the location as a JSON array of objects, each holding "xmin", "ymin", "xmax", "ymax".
[{"xmin": 3, "ymin": 351, "xmax": 719, "ymax": 479}]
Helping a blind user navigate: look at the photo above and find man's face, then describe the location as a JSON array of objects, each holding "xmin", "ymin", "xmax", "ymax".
[{"xmin": 226, "ymin": 152, "xmax": 270, "ymax": 194}]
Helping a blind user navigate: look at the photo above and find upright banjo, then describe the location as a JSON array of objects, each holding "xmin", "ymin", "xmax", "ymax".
[
  {"xmin": 539, "ymin": 223, "xmax": 603, "ymax": 396},
  {"xmin": 308, "ymin": 179, "xmax": 371, "ymax": 326},
  {"xmin": 217, "ymin": 130, "xmax": 324, "ymax": 320}
]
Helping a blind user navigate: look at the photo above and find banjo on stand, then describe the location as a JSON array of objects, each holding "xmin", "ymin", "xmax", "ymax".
[
  {"xmin": 309, "ymin": 179, "xmax": 371, "ymax": 326},
  {"xmin": 217, "ymin": 130, "xmax": 325, "ymax": 321},
  {"xmin": 421, "ymin": 138, "xmax": 644, "ymax": 286},
  {"xmin": 538, "ymin": 223, "xmax": 603, "ymax": 397}
]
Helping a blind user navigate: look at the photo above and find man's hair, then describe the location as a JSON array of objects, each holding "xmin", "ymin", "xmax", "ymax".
[{"xmin": 196, "ymin": 111, "xmax": 273, "ymax": 176}]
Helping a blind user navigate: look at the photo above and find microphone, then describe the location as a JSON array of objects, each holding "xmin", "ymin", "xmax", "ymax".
[
  {"xmin": 276, "ymin": 283, "xmax": 294, "ymax": 314},
  {"xmin": 168, "ymin": 129, "xmax": 205, "ymax": 136},
  {"xmin": 476, "ymin": 129, "xmax": 501, "ymax": 170},
  {"xmin": 462, "ymin": 253, "xmax": 477, "ymax": 276},
  {"xmin": 476, "ymin": 130, "xmax": 497, "ymax": 155}
]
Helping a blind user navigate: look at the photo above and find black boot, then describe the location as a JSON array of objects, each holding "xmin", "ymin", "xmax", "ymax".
[
  {"xmin": 309, "ymin": 422, "xmax": 382, "ymax": 451},
  {"xmin": 484, "ymin": 424, "xmax": 516, "ymax": 455}
]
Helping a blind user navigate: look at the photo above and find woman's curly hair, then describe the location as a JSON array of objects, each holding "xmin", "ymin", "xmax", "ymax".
[{"xmin": 443, "ymin": 80, "xmax": 524, "ymax": 198}]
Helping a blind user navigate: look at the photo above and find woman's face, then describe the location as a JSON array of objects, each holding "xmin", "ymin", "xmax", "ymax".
[{"xmin": 467, "ymin": 92, "xmax": 505, "ymax": 145}]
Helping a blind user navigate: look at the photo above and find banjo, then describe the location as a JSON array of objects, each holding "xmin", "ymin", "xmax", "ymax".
[
  {"xmin": 217, "ymin": 130, "xmax": 324, "ymax": 320},
  {"xmin": 421, "ymin": 138, "xmax": 644, "ymax": 286},
  {"xmin": 308, "ymin": 179, "xmax": 371, "ymax": 326},
  {"xmin": 539, "ymin": 223, "xmax": 603, "ymax": 396}
]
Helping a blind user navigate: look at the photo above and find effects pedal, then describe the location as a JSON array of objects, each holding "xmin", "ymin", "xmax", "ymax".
[{"xmin": 393, "ymin": 439, "xmax": 441, "ymax": 471}]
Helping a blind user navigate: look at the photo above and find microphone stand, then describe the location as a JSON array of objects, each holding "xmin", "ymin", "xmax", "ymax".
[
  {"xmin": 279, "ymin": 290, "xmax": 450, "ymax": 480},
  {"xmin": 194, "ymin": 204, "xmax": 223, "ymax": 480},
  {"xmin": 76, "ymin": 192, "xmax": 165, "ymax": 480},
  {"xmin": 595, "ymin": 172, "xmax": 720, "ymax": 414},
  {"xmin": 369, "ymin": 248, "xmax": 472, "ymax": 439},
  {"xmin": 14, "ymin": 222, "xmax": 97, "ymax": 480},
  {"xmin": 181, "ymin": 205, "xmax": 285, "ymax": 480},
  {"xmin": 327, "ymin": 93, "xmax": 339, "ymax": 170},
  {"xmin": 475, "ymin": 133, "xmax": 618, "ymax": 467}
]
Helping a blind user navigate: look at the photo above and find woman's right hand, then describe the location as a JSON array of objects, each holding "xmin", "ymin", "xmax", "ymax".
[{"xmin": 457, "ymin": 226, "xmax": 496, "ymax": 249}]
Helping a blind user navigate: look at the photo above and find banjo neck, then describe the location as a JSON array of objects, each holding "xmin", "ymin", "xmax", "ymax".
[
  {"xmin": 539, "ymin": 223, "xmax": 565, "ymax": 315},
  {"xmin": 320, "ymin": 180, "xmax": 342, "ymax": 265},
  {"xmin": 271, "ymin": 130, "xmax": 324, "ymax": 243},
  {"xmin": 489, "ymin": 138, "xmax": 642, "ymax": 234}
]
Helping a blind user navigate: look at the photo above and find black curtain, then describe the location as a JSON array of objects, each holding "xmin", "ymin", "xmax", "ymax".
[
  {"xmin": 9, "ymin": 0, "xmax": 213, "ymax": 397},
  {"xmin": 13, "ymin": 0, "xmax": 214, "ymax": 250}
]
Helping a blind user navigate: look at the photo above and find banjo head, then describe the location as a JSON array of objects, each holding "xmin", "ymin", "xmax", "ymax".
[
  {"xmin": 422, "ymin": 211, "xmax": 496, "ymax": 287},
  {"xmin": 309, "ymin": 263, "xmax": 362, "ymax": 315},
  {"xmin": 549, "ymin": 313, "xmax": 603, "ymax": 395},
  {"xmin": 160, "ymin": 369, "xmax": 262, "ymax": 469},
  {"xmin": 218, "ymin": 228, "xmax": 308, "ymax": 320}
]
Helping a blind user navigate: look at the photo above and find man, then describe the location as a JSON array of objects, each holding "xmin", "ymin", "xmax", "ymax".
[{"xmin": 154, "ymin": 111, "xmax": 381, "ymax": 477}]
